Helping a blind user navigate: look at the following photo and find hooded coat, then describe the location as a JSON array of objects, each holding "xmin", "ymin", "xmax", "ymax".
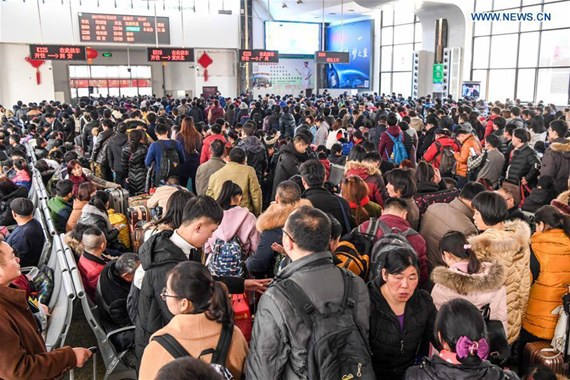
[
  {"xmin": 431, "ymin": 261, "xmax": 508, "ymax": 333},
  {"xmin": 121, "ymin": 143, "xmax": 148, "ymax": 196},
  {"xmin": 237, "ymin": 136, "xmax": 268, "ymax": 181},
  {"xmin": 204, "ymin": 206, "xmax": 260, "ymax": 256},
  {"xmin": 344, "ymin": 160, "xmax": 385, "ymax": 206},
  {"xmin": 540, "ymin": 138, "xmax": 570, "ymax": 194},
  {"xmin": 271, "ymin": 143, "xmax": 305, "ymax": 201},
  {"xmin": 468, "ymin": 219, "xmax": 532, "ymax": 344}
]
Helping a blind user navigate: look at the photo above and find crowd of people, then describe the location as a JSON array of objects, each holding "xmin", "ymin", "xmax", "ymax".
[{"xmin": 0, "ymin": 91, "xmax": 569, "ymax": 380}]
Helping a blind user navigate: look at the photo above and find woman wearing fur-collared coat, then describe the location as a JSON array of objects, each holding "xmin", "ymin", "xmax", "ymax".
[
  {"xmin": 468, "ymin": 191, "xmax": 532, "ymax": 345},
  {"xmin": 431, "ymin": 232, "xmax": 508, "ymax": 334},
  {"xmin": 245, "ymin": 180, "xmax": 312, "ymax": 278}
]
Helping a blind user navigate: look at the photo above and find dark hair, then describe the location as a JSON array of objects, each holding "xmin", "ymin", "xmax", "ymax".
[
  {"xmin": 229, "ymin": 147, "xmax": 246, "ymax": 163},
  {"xmin": 523, "ymin": 365, "xmax": 558, "ymax": 380},
  {"xmin": 56, "ymin": 179, "xmax": 73, "ymax": 197},
  {"xmin": 535, "ymin": 205, "xmax": 570, "ymax": 238},
  {"xmin": 116, "ymin": 122, "xmax": 127, "ymax": 134},
  {"xmin": 364, "ymin": 151, "xmax": 382, "ymax": 163},
  {"xmin": 66, "ymin": 159, "xmax": 82, "ymax": 178},
  {"xmin": 329, "ymin": 213, "xmax": 343, "ymax": 241},
  {"xmin": 89, "ymin": 190, "xmax": 109, "ymax": 213},
  {"xmin": 415, "ymin": 161, "xmax": 435, "ymax": 184},
  {"xmin": 485, "ymin": 134, "xmax": 501, "ymax": 149},
  {"xmin": 216, "ymin": 181, "xmax": 243, "ymax": 211},
  {"xmin": 152, "ymin": 190, "xmax": 195, "ymax": 229},
  {"xmin": 275, "ymin": 180, "xmax": 302, "ymax": 204},
  {"xmin": 549, "ymin": 119, "xmax": 568, "ymax": 138},
  {"xmin": 386, "ymin": 113, "xmax": 398, "ymax": 127},
  {"xmin": 77, "ymin": 182, "xmax": 96, "ymax": 202},
  {"xmin": 435, "ymin": 298, "xmax": 487, "ymax": 365},
  {"xmin": 10, "ymin": 197, "xmax": 33, "ymax": 216},
  {"xmin": 168, "ymin": 261, "xmax": 233, "ymax": 324},
  {"xmin": 439, "ymin": 231, "xmax": 481, "ymax": 274},
  {"xmin": 182, "ymin": 195, "xmax": 223, "ymax": 226},
  {"xmin": 211, "ymin": 123, "xmax": 222, "ymax": 134},
  {"xmin": 285, "ymin": 206, "xmax": 331, "ymax": 252},
  {"xmin": 155, "ymin": 123, "xmax": 170, "ymax": 136},
  {"xmin": 379, "ymin": 247, "xmax": 419, "ymax": 283},
  {"xmin": 513, "ymin": 128, "xmax": 530, "ymax": 143},
  {"xmin": 210, "ymin": 139, "xmax": 225, "ymax": 158},
  {"xmin": 294, "ymin": 132, "xmax": 312, "ymax": 146},
  {"xmin": 459, "ymin": 182, "xmax": 486, "ymax": 201},
  {"xmin": 348, "ymin": 145, "xmax": 367, "ymax": 162},
  {"xmin": 529, "ymin": 116, "xmax": 545, "ymax": 134},
  {"xmin": 385, "ymin": 168, "xmax": 416, "ymax": 198},
  {"xmin": 299, "ymin": 159, "xmax": 326, "ymax": 187},
  {"xmin": 492, "ymin": 117, "xmax": 506, "ymax": 129},
  {"xmin": 128, "ymin": 129, "xmax": 144, "ymax": 152},
  {"xmin": 383, "ymin": 197, "xmax": 408, "ymax": 212},
  {"xmin": 472, "ymin": 191, "xmax": 508, "ymax": 226},
  {"xmin": 155, "ymin": 357, "xmax": 223, "ymax": 380}
]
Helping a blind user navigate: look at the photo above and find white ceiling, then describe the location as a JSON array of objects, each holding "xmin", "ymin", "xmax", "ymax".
[{"xmin": 256, "ymin": 0, "xmax": 380, "ymax": 23}]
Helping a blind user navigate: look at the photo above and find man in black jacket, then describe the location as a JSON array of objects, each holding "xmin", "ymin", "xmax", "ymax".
[
  {"xmin": 271, "ymin": 133, "xmax": 311, "ymax": 201},
  {"xmin": 299, "ymin": 159, "xmax": 355, "ymax": 235},
  {"xmin": 237, "ymin": 121, "xmax": 268, "ymax": 181},
  {"xmin": 132, "ymin": 195, "xmax": 269, "ymax": 363}
]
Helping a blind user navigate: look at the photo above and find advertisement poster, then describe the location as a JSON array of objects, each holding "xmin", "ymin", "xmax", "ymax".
[
  {"xmin": 324, "ymin": 19, "xmax": 373, "ymax": 89},
  {"xmin": 252, "ymin": 58, "xmax": 314, "ymax": 97}
]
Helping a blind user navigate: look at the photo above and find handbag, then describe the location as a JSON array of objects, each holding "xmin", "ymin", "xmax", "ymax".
[
  {"xmin": 480, "ymin": 304, "xmax": 510, "ymax": 365},
  {"xmin": 550, "ymin": 284, "xmax": 570, "ymax": 357}
]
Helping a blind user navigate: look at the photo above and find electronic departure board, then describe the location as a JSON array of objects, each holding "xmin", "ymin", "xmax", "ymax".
[
  {"xmin": 239, "ymin": 49, "xmax": 279, "ymax": 63},
  {"xmin": 30, "ymin": 45, "xmax": 87, "ymax": 61},
  {"xmin": 147, "ymin": 48, "xmax": 194, "ymax": 62},
  {"xmin": 315, "ymin": 51, "xmax": 350, "ymax": 64},
  {"xmin": 78, "ymin": 13, "xmax": 170, "ymax": 44}
]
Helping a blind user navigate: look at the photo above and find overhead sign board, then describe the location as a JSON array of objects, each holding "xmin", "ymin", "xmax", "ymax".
[
  {"xmin": 315, "ymin": 51, "xmax": 350, "ymax": 64},
  {"xmin": 147, "ymin": 48, "xmax": 194, "ymax": 62},
  {"xmin": 29, "ymin": 45, "xmax": 87, "ymax": 61},
  {"xmin": 433, "ymin": 63, "xmax": 444, "ymax": 84},
  {"xmin": 239, "ymin": 49, "xmax": 279, "ymax": 63},
  {"xmin": 78, "ymin": 12, "xmax": 170, "ymax": 44}
]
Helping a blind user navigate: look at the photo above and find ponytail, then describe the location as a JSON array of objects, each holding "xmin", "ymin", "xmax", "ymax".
[
  {"xmin": 440, "ymin": 231, "xmax": 481, "ymax": 274},
  {"xmin": 206, "ymin": 281, "xmax": 234, "ymax": 325},
  {"xmin": 535, "ymin": 205, "xmax": 570, "ymax": 239}
]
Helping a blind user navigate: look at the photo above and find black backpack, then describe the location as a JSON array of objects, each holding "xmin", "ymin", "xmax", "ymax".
[
  {"xmin": 157, "ymin": 140, "xmax": 181, "ymax": 184},
  {"xmin": 435, "ymin": 141, "xmax": 457, "ymax": 177},
  {"xmin": 152, "ymin": 324, "xmax": 234, "ymax": 380},
  {"xmin": 276, "ymin": 269, "xmax": 375, "ymax": 380}
]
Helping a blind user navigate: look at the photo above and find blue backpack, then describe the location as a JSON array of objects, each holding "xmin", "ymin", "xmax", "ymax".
[
  {"xmin": 386, "ymin": 133, "xmax": 408, "ymax": 164},
  {"xmin": 207, "ymin": 236, "xmax": 245, "ymax": 277}
]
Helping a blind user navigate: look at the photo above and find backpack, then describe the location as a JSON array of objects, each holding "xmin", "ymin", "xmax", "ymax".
[
  {"xmin": 157, "ymin": 140, "xmax": 180, "ymax": 184},
  {"xmin": 207, "ymin": 236, "xmax": 246, "ymax": 277},
  {"xmin": 435, "ymin": 141, "xmax": 457, "ymax": 176},
  {"xmin": 386, "ymin": 133, "xmax": 408, "ymax": 164},
  {"xmin": 333, "ymin": 219, "xmax": 382, "ymax": 280},
  {"xmin": 152, "ymin": 324, "xmax": 235, "ymax": 380},
  {"xmin": 369, "ymin": 220, "xmax": 419, "ymax": 280},
  {"xmin": 276, "ymin": 269, "xmax": 375, "ymax": 380}
]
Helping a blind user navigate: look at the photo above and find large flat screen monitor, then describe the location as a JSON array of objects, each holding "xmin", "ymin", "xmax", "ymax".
[{"xmin": 265, "ymin": 21, "xmax": 320, "ymax": 55}]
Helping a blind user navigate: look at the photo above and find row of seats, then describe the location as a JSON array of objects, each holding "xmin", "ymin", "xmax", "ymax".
[{"xmin": 25, "ymin": 142, "xmax": 137, "ymax": 380}]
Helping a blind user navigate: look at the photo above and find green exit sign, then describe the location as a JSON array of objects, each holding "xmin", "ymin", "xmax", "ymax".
[
  {"xmin": 102, "ymin": 52, "xmax": 112, "ymax": 58},
  {"xmin": 433, "ymin": 64, "xmax": 444, "ymax": 84}
]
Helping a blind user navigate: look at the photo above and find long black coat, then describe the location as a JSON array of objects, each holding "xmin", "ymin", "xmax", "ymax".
[
  {"xmin": 122, "ymin": 144, "xmax": 148, "ymax": 195},
  {"xmin": 506, "ymin": 144, "xmax": 541, "ymax": 185}
]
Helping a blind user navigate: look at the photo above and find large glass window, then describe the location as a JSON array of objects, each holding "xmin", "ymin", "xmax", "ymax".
[
  {"xmin": 379, "ymin": 10, "xmax": 421, "ymax": 95},
  {"xmin": 471, "ymin": 0, "xmax": 570, "ymax": 104},
  {"xmin": 69, "ymin": 65, "xmax": 153, "ymax": 98}
]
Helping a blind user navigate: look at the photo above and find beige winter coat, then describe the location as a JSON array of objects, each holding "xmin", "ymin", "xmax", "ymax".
[{"xmin": 468, "ymin": 219, "xmax": 532, "ymax": 344}]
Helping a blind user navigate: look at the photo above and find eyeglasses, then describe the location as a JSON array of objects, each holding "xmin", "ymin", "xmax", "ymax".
[
  {"xmin": 282, "ymin": 229, "xmax": 296, "ymax": 244},
  {"xmin": 160, "ymin": 287, "xmax": 182, "ymax": 302}
]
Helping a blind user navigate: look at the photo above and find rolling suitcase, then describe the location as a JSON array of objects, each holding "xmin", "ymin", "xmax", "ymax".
[
  {"xmin": 106, "ymin": 188, "xmax": 129, "ymax": 215},
  {"xmin": 127, "ymin": 205, "xmax": 151, "ymax": 253},
  {"xmin": 523, "ymin": 341, "xmax": 568, "ymax": 377}
]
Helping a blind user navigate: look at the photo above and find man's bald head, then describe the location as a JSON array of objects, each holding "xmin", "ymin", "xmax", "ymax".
[{"xmin": 81, "ymin": 227, "xmax": 106, "ymax": 253}]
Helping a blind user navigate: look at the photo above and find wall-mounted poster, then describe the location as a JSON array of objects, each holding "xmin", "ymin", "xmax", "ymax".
[
  {"xmin": 252, "ymin": 58, "xmax": 314, "ymax": 97},
  {"xmin": 324, "ymin": 19, "xmax": 373, "ymax": 89}
]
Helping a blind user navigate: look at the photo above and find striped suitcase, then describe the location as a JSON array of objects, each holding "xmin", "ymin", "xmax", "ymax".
[
  {"xmin": 106, "ymin": 188, "xmax": 129, "ymax": 215},
  {"xmin": 523, "ymin": 341, "xmax": 568, "ymax": 377}
]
